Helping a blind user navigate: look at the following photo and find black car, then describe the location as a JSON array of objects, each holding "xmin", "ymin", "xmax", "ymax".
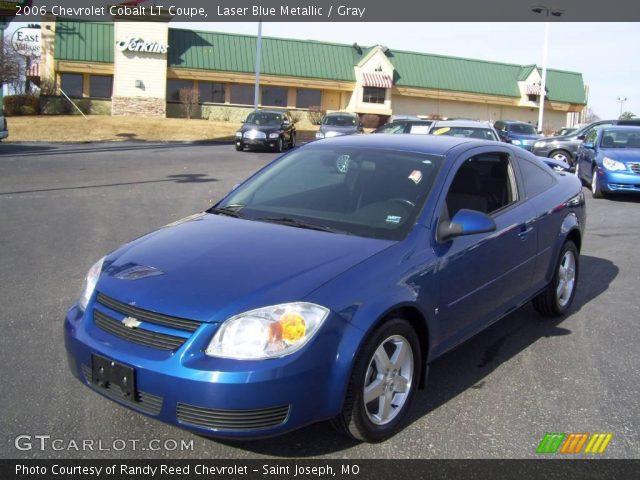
[
  {"xmin": 373, "ymin": 119, "xmax": 433, "ymax": 135},
  {"xmin": 235, "ymin": 110, "xmax": 296, "ymax": 152},
  {"xmin": 532, "ymin": 118, "xmax": 640, "ymax": 166},
  {"xmin": 315, "ymin": 112, "xmax": 363, "ymax": 139}
]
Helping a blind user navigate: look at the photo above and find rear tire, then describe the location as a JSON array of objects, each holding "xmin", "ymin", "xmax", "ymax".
[
  {"xmin": 332, "ymin": 318, "xmax": 421, "ymax": 442},
  {"xmin": 532, "ymin": 240, "xmax": 579, "ymax": 317},
  {"xmin": 550, "ymin": 150, "xmax": 573, "ymax": 166}
]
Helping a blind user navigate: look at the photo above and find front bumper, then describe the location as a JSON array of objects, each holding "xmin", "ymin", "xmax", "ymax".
[
  {"xmin": 236, "ymin": 137, "xmax": 279, "ymax": 150},
  {"xmin": 64, "ymin": 304, "xmax": 360, "ymax": 438},
  {"xmin": 601, "ymin": 170, "xmax": 640, "ymax": 194}
]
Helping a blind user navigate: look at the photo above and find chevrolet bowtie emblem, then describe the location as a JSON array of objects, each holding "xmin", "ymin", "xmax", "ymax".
[{"xmin": 122, "ymin": 316, "xmax": 141, "ymax": 329}]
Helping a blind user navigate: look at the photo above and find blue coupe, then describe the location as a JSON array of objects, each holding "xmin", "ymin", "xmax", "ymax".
[
  {"xmin": 575, "ymin": 126, "xmax": 640, "ymax": 197},
  {"xmin": 65, "ymin": 135, "xmax": 585, "ymax": 442}
]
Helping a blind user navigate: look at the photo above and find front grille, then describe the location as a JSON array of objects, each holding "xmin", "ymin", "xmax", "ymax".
[
  {"xmin": 628, "ymin": 162, "xmax": 640, "ymax": 174},
  {"xmin": 94, "ymin": 309, "xmax": 187, "ymax": 350},
  {"xmin": 96, "ymin": 293, "xmax": 202, "ymax": 332},
  {"xmin": 177, "ymin": 403, "xmax": 290, "ymax": 431},
  {"xmin": 81, "ymin": 365, "xmax": 163, "ymax": 415}
]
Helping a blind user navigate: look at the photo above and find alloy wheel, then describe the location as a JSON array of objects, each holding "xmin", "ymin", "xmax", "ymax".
[{"xmin": 556, "ymin": 250, "xmax": 576, "ymax": 308}]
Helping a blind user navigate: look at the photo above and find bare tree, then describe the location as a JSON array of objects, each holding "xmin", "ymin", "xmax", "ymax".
[
  {"xmin": 178, "ymin": 87, "xmax": 200, "ymax": 119},
  {"xmin": 584, "ymin": 108, "xmax": 600, "ymax": 123},
  {"xmin": 1, "ymin": 34, "xmax": 22, "ymax": 88}
]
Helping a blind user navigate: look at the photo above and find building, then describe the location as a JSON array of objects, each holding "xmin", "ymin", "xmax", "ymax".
[{"xmin": 38, "ymin": 14, "xmax": 587, "ymax": 130}]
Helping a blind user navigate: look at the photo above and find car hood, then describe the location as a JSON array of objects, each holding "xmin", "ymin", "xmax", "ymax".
[
  {"xmin": 537, "ymin": 135, "xmax": 579, "ymax": 144},
  {"xmin": 510, "ymin": 133, "xmax": 542, "ymax": 141},
  {"xmin": 599, "ymin": 149, "xmax": 640, "ymax": 163},
  {"xmin": 96, "ymin": 214, "xmax": 393, "ymax": 322},
  {"xmin": 319, "ymin": 125, "xmax": 358, "ymax": 136}
]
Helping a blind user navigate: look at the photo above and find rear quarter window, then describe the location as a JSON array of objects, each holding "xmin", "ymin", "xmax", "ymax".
[{"xmin": 518, "ymin": 158, "xmax": 557, "ymax": 198}]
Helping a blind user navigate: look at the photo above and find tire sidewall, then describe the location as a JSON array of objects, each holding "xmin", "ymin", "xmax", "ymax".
[
  {"xmin": 348, "ymin": 318, "xmax": 421, "ymax": 442},
  {"xmin": 551, "ymin": 241, "xmax": 580, "ymax": 314}
]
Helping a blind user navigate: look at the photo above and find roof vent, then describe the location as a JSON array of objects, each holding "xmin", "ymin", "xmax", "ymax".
[
  {"xmin": 380, "ymin": 45, "xmax": 389, "ymax": 53},
  {"xmin": 352, "ymin": 42, "xmax": 362, "ymax": 54}
]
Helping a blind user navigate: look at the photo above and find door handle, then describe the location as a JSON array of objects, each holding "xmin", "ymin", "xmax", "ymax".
[{"xmin": 518, "ymin": 226, "xmax": 534, "ymax": 240}]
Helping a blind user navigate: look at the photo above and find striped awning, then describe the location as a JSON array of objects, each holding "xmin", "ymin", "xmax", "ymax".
[
  {"xmin": 27, "ymin": 63, "xmax": 40, "ymax": 78},
  {"xmin": 526, "ymin": 84, "xmax": 541, "ymax": 95},
  {"xmin": 363, "ymin": 72, "xmax": 393, "ymax": 89}
]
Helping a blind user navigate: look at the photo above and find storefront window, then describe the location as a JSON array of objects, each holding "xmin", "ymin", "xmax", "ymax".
[
  {"xmin": 261, "ymin": 86, "xmax": 288, "ymax": 107},
  {"xmin": 167, "ymin": 79, "xmax": 195, "ymax": 102},
  {"xmin": 89, "ymin": 75, "xmax": 113, "ymax": 98},
  {"xmin": 230, "ymin": 84, "xmax": 254, "ymax": 105},
  {"xmin": 199, "ymin": 82, "xmax": 225, "ymax": 103},
  {"xmin": 60, "ymin": 73, "xmax": 83, "ymax": 98},
  {"xmin": 296, "ymin": 89, "xmax": 322, "ymax": 109},
  {"xmin": 362, "ymin": 87, "xmax": 386, "ymax": 104}
]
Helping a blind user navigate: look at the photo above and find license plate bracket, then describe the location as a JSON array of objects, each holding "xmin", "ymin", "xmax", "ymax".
[{"xmin": 91, "ymin": 354, "xmax": 136, "ymax": 399}]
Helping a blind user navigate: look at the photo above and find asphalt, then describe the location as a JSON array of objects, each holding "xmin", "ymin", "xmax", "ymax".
[{"xmin": 0, "ymin": 142, "xmax": 638, "ymax": 459}]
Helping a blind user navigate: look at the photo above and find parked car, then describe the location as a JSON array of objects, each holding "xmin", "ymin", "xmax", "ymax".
[
  {"xmin": 372, "ymin": 119, "xmax": 433, "ymax": 135},
  {"xmin": 429, "ymin": 120, "xmax": 500, "ymax": 141},
  {"xmin": 235, "ymin": 110, "xmax": 296, "ymax": 152},
  {"xmin": 315, "ymin": 112, "xmax": 363, "ymax": 139},
  {"xmin": 388, "ymin": 114, "xmax": 423, "ymax": 123},
  {"xmin": 0, "ymin": 110, "xmax": 8, "ymax": 142},
  {"xmin": 494, "ymin": 120, "xmax": 542, "ymax": 151},
  {"xmin": 532, "ymin": 118, "xmax": 640, "ymax": 166},
  {"xmin": 65, "ymin": 135, "xmax": 585, "ymax": 442},
  {"xmin": 574, "ymin": 126, "xmax": 640, "ymax": 198}
]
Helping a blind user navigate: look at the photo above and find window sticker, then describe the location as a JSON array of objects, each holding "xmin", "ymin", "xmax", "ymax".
[
  {"xmin": 408, "ymin": 170, "xmax": 423, "ymax": 184},
  {"xmin": 386, "ymin": 215, "xmax": 402, "ymax": 224},
  {"xmin": 433, "ymin": 127, "xmax": 451, "ymax": 135}
]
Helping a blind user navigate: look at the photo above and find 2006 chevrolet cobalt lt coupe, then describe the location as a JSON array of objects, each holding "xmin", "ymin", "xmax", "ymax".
[{"xmin": 65, "ymin": 135, "xmax": 585, "ymax": 442}]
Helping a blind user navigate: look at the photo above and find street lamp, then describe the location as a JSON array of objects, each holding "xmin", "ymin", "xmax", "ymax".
[
  {"xmin": 617, "ymin": 96, "xmax": 627, "ymax": 118},
  {"xmin": 531, "ymin": 5, "xmax": 564, "ymax": 134}
]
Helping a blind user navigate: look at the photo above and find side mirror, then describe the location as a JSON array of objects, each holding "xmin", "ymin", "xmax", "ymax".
[
  {"xmin": 240, "ymin": 119, "xmax": 245, "ymax": 124},
  {"xmin": 437, "ymin": 209, "xmax": 497, "ymax": 243},
  {"xmin": 577, "ymin": 134, "xmax": 585, "ymax": 140},
  {"xmin": 583, "ymin": 142, "xmax": 594, "ymax": 150},
  {"xmin": 282, "ymin": 119, "xmax": 290, "ymax": 126}
]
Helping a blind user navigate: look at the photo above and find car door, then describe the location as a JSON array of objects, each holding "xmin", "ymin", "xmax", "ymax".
[
  {"xmin": 576, "ymin": 129, "xmax": 599, "ymax": 183},
  {"xmin": 429, "ymin": 146, "xmax": 538, "ymax": 349}
]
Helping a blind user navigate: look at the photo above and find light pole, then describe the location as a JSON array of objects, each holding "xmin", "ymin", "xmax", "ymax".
[
  {"xmin": 617, "ymin": 96, "xmax": 627, "ymax": 118},
  {"xmin": 253, "ymin": 21, "xmax": 262, "ymax": 111},
  {"xmin": 531, "ymin": 5, "xmax": 564, "ymax": 133}
]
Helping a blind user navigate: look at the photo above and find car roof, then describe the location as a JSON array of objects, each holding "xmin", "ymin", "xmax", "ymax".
[
  {"xmin": 253, "ymin": 109, "xmax": 287, "ymax": 115},
  {"xmin": 305, "ymin": 131, "xmax": 490, "ymax": 155},
  {"xmin": 325, "ymin": 111, "xmax": 357, "ymax": 117},
  {"xmin": 597, "ymin": 125, "xmax": 640, "ymax": 131},
  {"xmin": 432, "ymin": 120, "xmax": 493, "ymax": 128}
]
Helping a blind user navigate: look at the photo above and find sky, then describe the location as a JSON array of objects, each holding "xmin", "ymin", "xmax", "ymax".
[{"xmin": 4, "ymin": 21, "xmax": 639, "ymax": 120}]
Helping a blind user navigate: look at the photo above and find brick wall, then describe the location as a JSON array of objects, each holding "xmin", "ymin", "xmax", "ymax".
[{"xmin": 112, "ymin": 97, "xmax": 166, "ymax": 117}]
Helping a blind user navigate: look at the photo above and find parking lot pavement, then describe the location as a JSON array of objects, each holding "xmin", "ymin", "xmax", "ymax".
[{"xmin": 1, "ymin": 142, "xmax": 638, "ymax": 459}]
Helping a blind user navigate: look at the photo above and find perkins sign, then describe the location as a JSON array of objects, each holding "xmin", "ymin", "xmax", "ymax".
[
  {"xmin": 116, "ymin": 37, "xmax": 168, "ymax": 54},
  {"xmin": 11, "ymin": 26, "xmax": 40, "ymax": 57}
]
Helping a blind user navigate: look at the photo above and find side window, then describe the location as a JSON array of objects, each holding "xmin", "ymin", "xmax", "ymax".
[
  {"xmin": 442, "ymin": 153, "xmax": 517, "ymax": 221},
  {"xmin": 584, "ymin": 129, "xmax": 598, "ymax": 145},
  {"xmin": 518, "ymin": 158, "xmax": 557, "ymax": 198}
]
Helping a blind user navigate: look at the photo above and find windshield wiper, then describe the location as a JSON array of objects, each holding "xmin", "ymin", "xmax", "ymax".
[
  {"xmin": 208, "ymin": 205, "xmax": 246, "ymax": 218},
  {"xmin": 256, "ymin": 216, "xmax": 346, "ymax": 234}
]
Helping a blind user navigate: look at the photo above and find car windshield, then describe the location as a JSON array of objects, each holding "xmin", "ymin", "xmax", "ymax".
[
  {"xmin": 374, "ymin": 123, "xmax": 406, "ymax": 134},
  {"xmin": 245, "ymin": 112, "xmax": 282, "ymax": 126},
  {"xmin": 215, "ymin": 147, "xmax": 442, "ymax": 241},
  {"xmin": 509, "ymin": 123, "xmax": 537, "ymax": 134},
  {"xmin": 323, "ymin": 115, "xmax": 357, "ymax": 127},
  {"xmin": 431, "ymin": 126, "xmax": 498, "ymax": 141},
  {"xmin": 600, "ymin": 129, "xmax": 640, "ymax": 148}
]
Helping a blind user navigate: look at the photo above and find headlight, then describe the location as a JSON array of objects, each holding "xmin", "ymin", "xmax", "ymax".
[
  {"xmin": 511, "ymin": 139, "xmax": 522, "ymax": 146},
  {"xmin": 269, "ymin": 132, "xmax": 280, "ymax": 139},
  {"xmin": 325, "ymin": 131, "xmax": 339, "ymax": 138},
  {"xmin": 602, "ymin": 157, "xmax": 626, "ymax": 171},
  {"xmin": 235, "ymin": 131, "xmax": 242, "ymax": 138},
  {"xmin": 78, "ymin": 256, "xmax": 105, "ymax": 311},
  {"xmin": 315, "ymin": 132, "xmax": 325, "ymax": 139},
  {"xmin": 534, "ymin": 141, "xmax": 546, "ymax": 148},
  {"xmin": 205, "ymin": 303, "xmax": 330, "ymax": 360}
]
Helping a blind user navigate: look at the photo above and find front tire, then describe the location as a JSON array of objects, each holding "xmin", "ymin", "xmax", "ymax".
[
  {"xmin": 591, "ymin": 168, "xmax": 605, "ymax": 198},
  {"xmin": 550, "ymin": 150, "xmax": 573, "ymax": 166},
  {"xmin": 235, "ymin": 143, "xmax": 243, "ymax": 151},
  {"xmin": 275, "ymin": 137, "xmax": 283, "ymax": 153},
  {"xmin": 332, "ymin": 318, "xmax": 421, "ymax": 442},
  {"xmin": 532, "ymin": 240, "xmax": 579, "ymax": 317},
  {"xmin": 289, "ymin": 133, "xmax": 296, "ymax": 149}
]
